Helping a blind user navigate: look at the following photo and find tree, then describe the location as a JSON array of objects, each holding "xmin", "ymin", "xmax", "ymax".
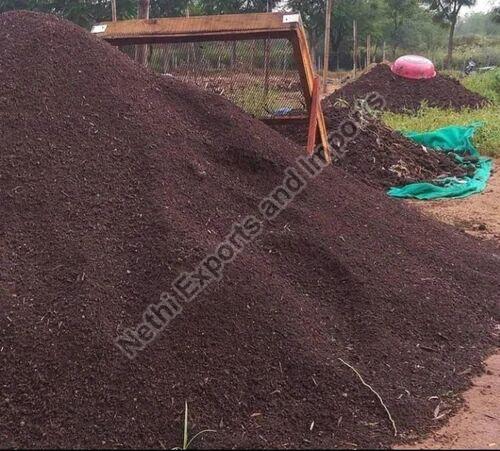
[
  {"xmin": 492, "ymin": 6, "xmax": 500, "ymax": 24},
  {"xmin": 287, "ymin": 0, "xmax": 385, "ymax": 69},
  {"xmin": 383, "ymin": 0, "xmax": 419, "ymax": 56},
  {"xmin": 150, "ymin": 0, "xmax": 191, "ymax": 17},
  {"xmin": 0, "ymin": 0, "xmax": 136, "ymax": 28},
  {"xmin": 0, "ymin": 0, "xmax": 40, "ymax": 12},
  {"xmin": 198, "ymin": 0, "xmax": 279, "ymax": 14},
  {"xmin": 422, "ymin": 0, "xmax": 476, "ymax": 68},
  {"xmin": 286, "ymin": 0, "xmax": 324, "ymax": 63},
  {"xmin": 457, "ymin": 12, "xmax": 500, "ymax": 36}
]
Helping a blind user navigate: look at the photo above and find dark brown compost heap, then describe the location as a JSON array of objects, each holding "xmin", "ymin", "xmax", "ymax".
[
  {"xmin": 0, "ymin": 11, "xmax": 498, "ymax": 449},
  {"xmin": 270, "ymin": 105, "xmax": 467, "ymax": 189},
  {"xmin": 326, "ymin": 64, "xmax": 489, "ymax": 113}
]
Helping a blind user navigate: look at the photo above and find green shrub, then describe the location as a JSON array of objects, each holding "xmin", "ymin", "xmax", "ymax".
[{"xmin": 461, "ymin": 68, "xmax": 500, "ymax": 103}]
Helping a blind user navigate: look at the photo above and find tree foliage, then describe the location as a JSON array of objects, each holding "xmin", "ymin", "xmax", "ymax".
[
  {"xmin": 382, "ymin": 0, "xmax": 420, "ymax": 55},
  {"xmin": 0, "ymin": 0, "xmax": 137, "ymax": 27},
  {"xmin": 198, "ymin": 0, "xmax": 278, "ymax": 14},
  {"xmin": 492, "ymin": 6, "xmax": 500, "ymax": 24},
  {"xmin": 422, "ymin": 0, "xmax": 476, "ymax": 22},
  {"xmin": 0, "ymin": 0, "xmax": 490, "ymax": 68},
  {"xmin": 457, "ymin": 12, "xmax": 500, "ymax": 36},
  {"xmin": 285, "ymin": 0, "xmax": 451, "ymax": 67},
  {"xmin": 0, "ymin": 0, "xmax": 281, "ymax": 26},
  {"xmin": 421, "ymin": 0, "xmax": 476, "ymax": 67}
]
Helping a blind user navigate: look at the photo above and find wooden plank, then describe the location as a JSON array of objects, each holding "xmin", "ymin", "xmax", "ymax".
[
  {"xmin": 292, "ymin": 27, "xmax": 331, "ymax": 163},
  {"xmin": 290, "ymin": 29, "xmax": 312, "ymax": 109},
  {"xmin": 99, "ymin": 30, "xmax": 292, "ymax": 45},
  {"xmin": 94, "ymin": 12, "xmax": 300, "ymax": 45},
  {"xmin": 307, "ymin": 77, "xmax": 320, "ymax": 155},
  {"xmin": 261, "ymin": 115, "xmax": 308, "ymax": 125}
]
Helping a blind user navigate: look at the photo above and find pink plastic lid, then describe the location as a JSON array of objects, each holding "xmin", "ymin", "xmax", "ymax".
[{"xmin": 391, "ymin": 55, "xmax": 436, "ymax": 80}]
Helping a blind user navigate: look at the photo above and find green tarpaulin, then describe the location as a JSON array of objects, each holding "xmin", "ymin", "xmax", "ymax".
[{"xmin": 387, "ymin": 122, "xmax": 493, "ymax": 200}]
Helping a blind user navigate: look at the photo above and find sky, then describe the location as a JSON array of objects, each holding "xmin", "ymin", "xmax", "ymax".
[{"xmin": 463, "ymin": 0, "xmax": 499, "ymax": 14}]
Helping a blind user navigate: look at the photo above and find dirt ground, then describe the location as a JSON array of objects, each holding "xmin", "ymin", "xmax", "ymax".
[
  {"xmin": 400, "ymin": 159, "xmax": 499, "ymax": 449},
  {"xmin": 411, "ymin": 160, "xmax": 499, "ymax": 242},
  {"xmin": 399, "ymin": 354, "xmax": 500, "ymax": 449}
]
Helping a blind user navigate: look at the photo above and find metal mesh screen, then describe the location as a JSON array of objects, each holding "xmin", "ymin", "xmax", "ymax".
[{"xmin": 120, "ymin": 39, "xmax": 306, "ymax": 118}]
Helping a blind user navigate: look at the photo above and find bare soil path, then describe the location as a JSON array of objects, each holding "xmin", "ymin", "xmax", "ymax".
[
  {"xmin": 400, "ymin": 159, "xmax": 499, "ymax": 449},
  {"xmin": 400, "ymin": 354, "xmax": 499, "ymax": 449},
  {"xmin": 411, "ymin": 160, "xmax": 499, "ymax": 242}
]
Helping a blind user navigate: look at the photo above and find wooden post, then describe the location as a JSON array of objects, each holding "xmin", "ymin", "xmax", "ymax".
[
  {"xmin": 322, "ymin": 0, "xmax": 334, "ymax": 93},
  {"xmin": 366, "ymin": 34, "xmax": 371, "ymax": 67},
  {"xmin": 352, "ymin": 20, "xmax": 357, "ymax": 76},
  {"xmin": 135, "ymin": 0, "xmax": 150, "ymax": 66},
  {"xmin": 186, "ymin": 6, "xmax": 198, "ymax": 82},
  {"xmin": 290, "ymin": 28, "xmax": 331, "ymax": 163},
  {"xmin": 111, "ymin": 0, "xmax": 117, "ymax": 21},
  {"xmin": 307, "ymin": 77, "xmax": 321, "ymax": 155},
  {"xmin": 382, "ymin": 41, "xmax": 386, "ymax": 62}
]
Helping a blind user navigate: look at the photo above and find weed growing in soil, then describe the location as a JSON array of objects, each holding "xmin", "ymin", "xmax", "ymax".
[{"xmin": 173, "ymin": 402, "xmax": 215, "ymax": 450}]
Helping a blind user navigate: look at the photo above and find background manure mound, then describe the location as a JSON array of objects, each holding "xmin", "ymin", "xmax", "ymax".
[
  {"xmin": 325, "ymin": 63, "xmax": 489, "ymax": 113},
  {"xmin": 0, "ymin": 11, "xmax": 497, "ymax": 449}
]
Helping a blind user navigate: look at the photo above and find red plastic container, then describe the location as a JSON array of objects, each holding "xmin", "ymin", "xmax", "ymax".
[{"xmin": 391, "ymin": 55, "xmax": 436, "ymax": 80}]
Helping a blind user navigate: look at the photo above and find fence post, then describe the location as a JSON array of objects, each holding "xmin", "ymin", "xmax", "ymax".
[
  {"xmin": 322, "ymin": 0, "xmax": 334, "ymax": 93},
  {"xmin": 353, "ymin": 20, "xmax": 357, "ymax": 76},
  {"xmin": 366, "ymin": 34, "xmax": 371, "ymax": 67},
  {"xmin": 111, "ymin": 0, "xmax": 117, "ymax": 21},
  {"xmin": 135, "ymin": 0, "xmax": 150, "ymax": 66},
  {"xmin": 264, "ymin": 37, "xmax": 270, "ymax": 107}
]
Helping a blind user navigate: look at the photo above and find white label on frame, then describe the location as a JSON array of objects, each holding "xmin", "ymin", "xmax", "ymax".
[
  {"xmin": 91, "ymin": 24, "xmax": 108, "ymax": 34},
  {"xmin": 283, "ymin": 14, "xmax": 300, "ymax": 24}
]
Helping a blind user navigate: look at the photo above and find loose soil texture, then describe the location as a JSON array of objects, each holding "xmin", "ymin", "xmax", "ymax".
[
  {"xmin": 270, "ymin": 105, "xmax": 467, "ymax": 189},
  {"xmin": 398, "ymin": 353, "xmax": 500, "ymax": 449},
  {"xmin": 325, "ymin": 64, "xmax": 489, "ymax": 113},
  {"xmin": 0, "ymin": 11, "xmax": 498, "ymax": 449}
]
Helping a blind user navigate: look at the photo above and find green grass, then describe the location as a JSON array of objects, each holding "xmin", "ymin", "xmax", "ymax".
[
  {"xmin": 383, "ymin": 69, "xmax": 500, "ymax": 157},
  {"xmin": 231, "ymin": 85, "xmax": 284, "ymax": 117},
  {"xmin": 383, "ymin": 105, "xmax": 500, "ymax": 157},
  {"xmin": 461, "ymin": 69, "xmax": 500, "ymax": 104}
]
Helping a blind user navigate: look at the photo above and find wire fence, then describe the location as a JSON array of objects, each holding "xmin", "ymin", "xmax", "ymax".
[{"xmin": 120, "ymin": 38, "xmax": 307, "ymax": 118}]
